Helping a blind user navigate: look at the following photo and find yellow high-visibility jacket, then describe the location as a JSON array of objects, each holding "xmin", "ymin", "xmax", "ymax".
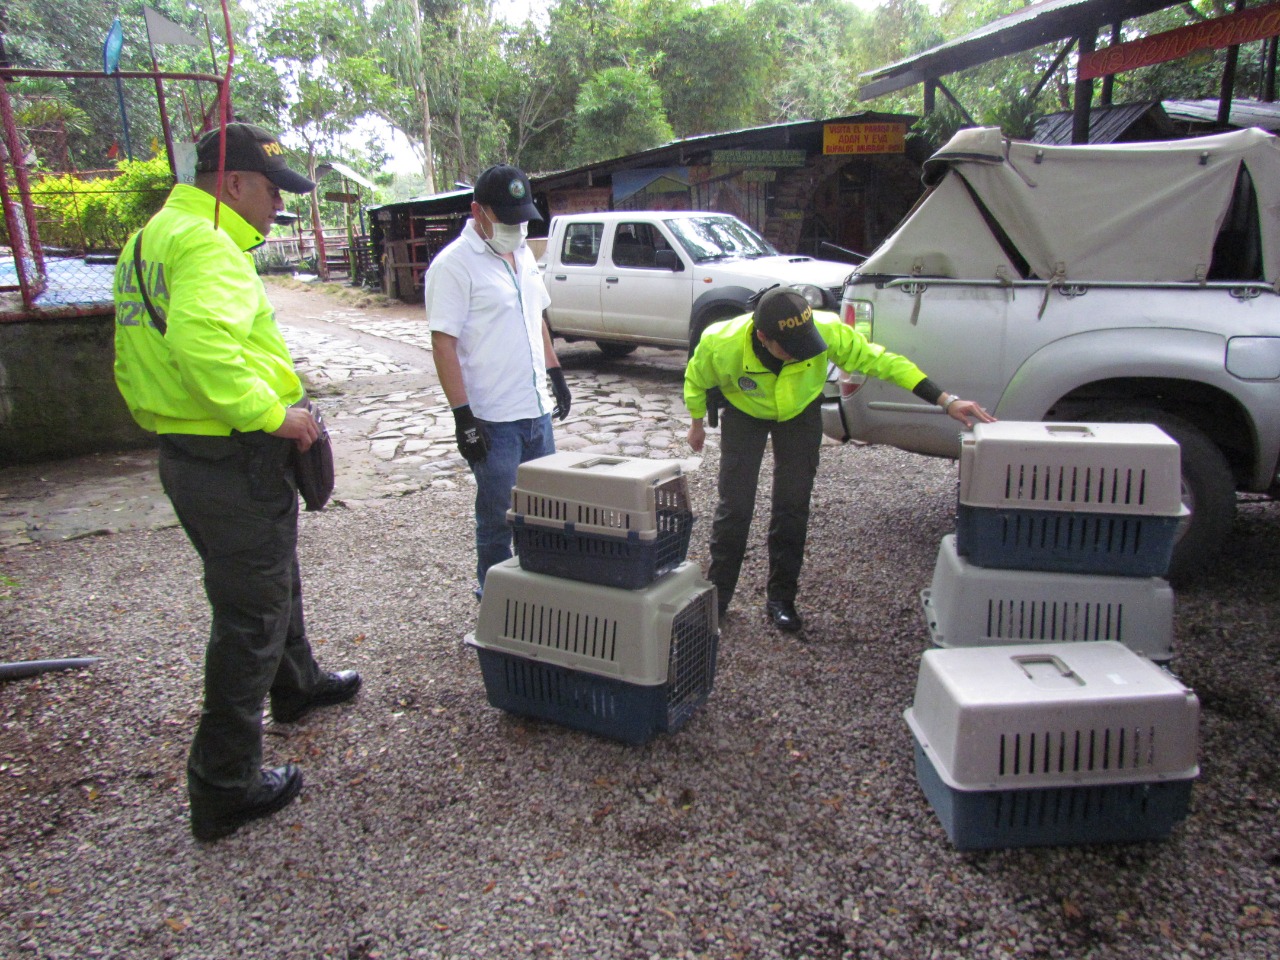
[
  {"xmin": 684, "ymin": 311, "xmax": 928, "ymax": 422},
  {"xmin": 112, "ymin": 184, "xmax": 302, "ymax": 436}
]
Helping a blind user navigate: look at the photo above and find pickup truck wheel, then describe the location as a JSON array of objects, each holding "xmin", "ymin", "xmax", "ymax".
[
  {"xmin": 688, "ymin": 308, "xmax": 743, "ymax": 359},
  {"xmin": 1081, "ymin": 407, "xmax": 1235, "ymax": 582},
  {"xmin": 595, "ymin": 342, "xmax": 638, "ymax": 358}
]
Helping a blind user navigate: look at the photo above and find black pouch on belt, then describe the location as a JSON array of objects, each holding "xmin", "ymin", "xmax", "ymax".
[{"xmin": 291, "ymin": 398, "xmax": 335, "ymax": 511}]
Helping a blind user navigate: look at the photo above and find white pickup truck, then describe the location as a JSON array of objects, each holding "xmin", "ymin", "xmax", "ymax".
[{"xmin": 536, "ymin": 210, "xmax": 853, "ymax": 356}]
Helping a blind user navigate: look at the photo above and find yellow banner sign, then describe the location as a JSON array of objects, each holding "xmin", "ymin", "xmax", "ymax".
[{"xmin": 823, "ymin": 123, "xmax": 906, "ymax": 155}]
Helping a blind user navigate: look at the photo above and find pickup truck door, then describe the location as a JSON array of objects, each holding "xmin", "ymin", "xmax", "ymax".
[
  {"xmin": 599, "ymin": 221, "xmax": 693, "ymax": 346},
  {"xmin": 543, "ymin": 220, "xmax": 605, "ymax": 335},
  {"xmin": 841, "ymin": 278, "xmax": 1011, "ymax": 457}
]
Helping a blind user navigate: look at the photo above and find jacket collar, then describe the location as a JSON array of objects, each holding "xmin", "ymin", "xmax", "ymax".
[{"xmin": 167, "ymin": 183, "xmax": 265, "ymax": 252}]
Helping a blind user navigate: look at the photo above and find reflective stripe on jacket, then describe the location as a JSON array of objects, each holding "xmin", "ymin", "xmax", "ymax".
[
  {"xmin": 683, "ymin": 311, "xmax": 928, "ymax": 422},
  {"xmin": 112, "ymin": 184, "xmax": 302, "ymax": 436}
]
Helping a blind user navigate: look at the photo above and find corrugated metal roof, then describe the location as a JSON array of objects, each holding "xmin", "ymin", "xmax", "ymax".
[
  {"xmin": 1032, "ymin": 101, "xmax": 1172, "ymax": 143},
  {"xmin": 1163, "ymin": 98, "xmax": 1280, "ymax": 132},
  {"xmin": 369, "ymin": 111, "xmax": 916, "ymax": 213},
  {"xmin": 859, "ymin": 0, "xmax": 1181, "ymax": 100}
]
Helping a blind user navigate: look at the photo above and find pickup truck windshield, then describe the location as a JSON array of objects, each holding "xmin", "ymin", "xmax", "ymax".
[{"xmin": 665, "ymin": 216, "xmax": 778, "ymax": 263}]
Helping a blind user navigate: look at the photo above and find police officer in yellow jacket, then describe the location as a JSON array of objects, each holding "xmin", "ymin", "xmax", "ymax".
[
  {"xmin": 113, "ymin": 123, "xmax": 360, "ymax": 841},
  {"xmin": 685, "ymin": 285, "xmax": 993, "ymax": 633}
]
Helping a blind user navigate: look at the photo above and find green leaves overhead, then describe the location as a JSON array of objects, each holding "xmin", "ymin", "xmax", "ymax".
[
  {"xmin": 572, "ymin": 66, "xmax": 675, "ymax": 160},
  {"xmin": 3, "ymin": 0, "xmax": 1267, "ymax": 193}
]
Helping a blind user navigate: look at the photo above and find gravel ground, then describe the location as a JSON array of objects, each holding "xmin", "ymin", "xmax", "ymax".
[{"xmin": 2, "ymin": 438, "xmax": 1279, "ymax": 959}]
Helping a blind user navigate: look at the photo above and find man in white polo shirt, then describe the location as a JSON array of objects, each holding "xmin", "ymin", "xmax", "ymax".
[{"xmin": 425, "ymin": 164, "xmax": 571, "ymax": 595}]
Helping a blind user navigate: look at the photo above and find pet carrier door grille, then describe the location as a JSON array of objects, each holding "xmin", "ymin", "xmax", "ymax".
[
  {"xmin": 1004, "ymin": 463, "xmax": 1151, "ymax": 508},
  {"xmin": 499, "ymin": 599, "xmax": 619, "ymax": 664},
  {"xmin": 987, "ymin": 599, "xmax": 1126, "ymax": 642},
  {"xmin": 665, "ymin": 589, "xmax": 717, "ymax": 727},
  {"xmin": 997, "ymin": 725, "xmax": 1158, "ymax": 779}
]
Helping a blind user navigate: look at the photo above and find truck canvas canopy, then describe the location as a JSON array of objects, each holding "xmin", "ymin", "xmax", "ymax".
[{"xmin": 859, "ymin": 126, "xmax": 1280, "ymax": 284}]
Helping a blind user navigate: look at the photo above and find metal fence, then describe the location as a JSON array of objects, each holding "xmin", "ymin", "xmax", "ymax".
[{"xmin": 0, "ymin": 66, "xmax": 221, "ymax": 321}]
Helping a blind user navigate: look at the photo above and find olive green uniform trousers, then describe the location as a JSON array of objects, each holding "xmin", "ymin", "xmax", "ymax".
[{"xmin": 159, "ymin": 432, "xmax": 322, "ymax": 809}]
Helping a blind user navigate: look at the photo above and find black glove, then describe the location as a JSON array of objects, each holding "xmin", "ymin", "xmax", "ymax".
[
  {"xmin": 706, "ymin": 387, "xmax": 725, "ymax": 429},
  {"xmin": 548, "ymin": 367, "xmax": 572, "ymax": 421},
  {"xmin": 451, "ymin": 404, "xmax": 489, "ymax": 466}
]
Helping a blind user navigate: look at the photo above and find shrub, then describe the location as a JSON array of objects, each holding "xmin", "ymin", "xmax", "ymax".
[{"xmin": 12, "ymin": 155, "xmax": 173, "ymax": 253}]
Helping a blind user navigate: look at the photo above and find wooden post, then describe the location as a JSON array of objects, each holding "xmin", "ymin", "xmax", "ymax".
[
  {"xmin": 1218, "ymin": 0, "xmax": 1248, "ymax": 126},
  {"xmin": 1072, "ymin": 29, "xmax": 1096, "ymax": 144},
  {"xmin": 1100, "ymin": 23, "xmax": 1121, "ymax": 105}
]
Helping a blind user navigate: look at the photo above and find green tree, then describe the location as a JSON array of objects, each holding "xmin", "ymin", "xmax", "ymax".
[
  {"xmin": 752, "ymin": 0, "xmax": 869, "ymax": 122},
  {"xmin": 631, "ymin": 0, "xmax": 769, "ymax": 135},
  {"xmin": 4, "ymin": 0, "xmax": 279, "ymax": 169},
  {"xmin": 516, "ymin": 0, "xmax": 631, "ymax": 171},
  {"xmin": 571, "ymin": 65, "xmax": 674, "ymax": 163},
  {"xmin": 367, "ymin": 0, "xmax": 441, "ymax": 191}
]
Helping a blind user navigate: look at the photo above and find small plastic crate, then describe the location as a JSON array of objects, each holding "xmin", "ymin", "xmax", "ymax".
[
  {"xmin": 508, "ymin": 452, "xmax": 695, "ymax": 588},
  {"xmin": 509, "ymin": 511, "xmax": 694, "ymax": 589},
  {"xmin": 469, "ymin": 639, "xmax": 719, "ymax": 745},
  {"xmin": 468, "ymin": 560, "xmax": 719, "ymax": 744},
  {"xmin": 906, "ymin": 642, "xmax": 1199, "ymax": 849},
  {"xmin": 954, "ymin": 503, "xmax": 1184, "ymax": 577},
  {"xmin": 922, "ymin": 535, "xmax": 1174, "ymax": 660},
  {"xmin": 509, "ymin": 452, "xmax": 692, "ymax": 536},
  {"xmin": 959, "ymin": 421, "xmax": 1183, "ymax": 515},
  {"xmin": 909, "ymin": 735, "xmax": 1194, "ymax": 850},
  {"xmin": 909, "ymin": 642, "xmax": 1200, "ymax": 792}
]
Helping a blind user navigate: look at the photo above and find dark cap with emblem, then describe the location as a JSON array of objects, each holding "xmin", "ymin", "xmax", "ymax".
[
  {"xmin": 752, "ymin": 285, "xmax": 827, "ymax": 361},
  {"xmin": 472, "ymin": 164, "xmax": 542, "ymax": 224},
  {"xmin": 195, "ymin": 122, "xmax": 316, "ymax": 194}
]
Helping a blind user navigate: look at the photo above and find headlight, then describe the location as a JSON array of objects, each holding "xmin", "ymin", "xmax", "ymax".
[{"xmin": 794, "ymin": 283, "xmax": 825, "ymax": 308}]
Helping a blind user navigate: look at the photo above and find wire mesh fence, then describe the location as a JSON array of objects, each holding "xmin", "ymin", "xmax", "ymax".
[{"xmin": 1, "ymin": 70, "xmax": 381, "ymax": 319}]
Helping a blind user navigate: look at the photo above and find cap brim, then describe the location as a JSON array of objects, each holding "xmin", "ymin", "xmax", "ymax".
[
  {"xmin": 490, "ymin": 199, "xmax": 542, "ymax": 224},
  {"xmin": 266, "ymin": 167, "xmax": 317, "ymax": 194},
  {"xmin": 778, "ymin": 325, "xmax": 827, "ymax": 362}
]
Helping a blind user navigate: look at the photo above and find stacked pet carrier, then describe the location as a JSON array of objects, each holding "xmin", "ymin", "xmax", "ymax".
[
  {"xmin": 909, "ymin": 421, "xmax": 1200, "ymax": 848},
  {"xmin": 466, "ymin": 452, "xmax": 718, "ymax": 745}
]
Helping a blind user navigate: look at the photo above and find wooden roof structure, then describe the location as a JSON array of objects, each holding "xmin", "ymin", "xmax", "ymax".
[{"xmin": 859, "ymin": 0, "xmax": 1280, "ymax": 143}]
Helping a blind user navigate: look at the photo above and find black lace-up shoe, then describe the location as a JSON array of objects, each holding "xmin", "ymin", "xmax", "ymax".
[
  {"xmin": 190, "ymin": 764, "xmax": 303, "ymax": 842},
  {"xmin": 272, "ymin": 670, "xmax": 362, "ymax": 724},
  {"xmin": 765, "ymin": 600, "xmax": 803, "ymax": 632}
]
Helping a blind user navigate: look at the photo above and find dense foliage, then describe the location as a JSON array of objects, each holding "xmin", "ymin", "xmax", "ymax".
[
  {"xmin": 19, "ymin": 156, "xmax": 172, "ymax": 250},
  {"xmin": 2, "ymin": 0, "xmax": 1271, "ymax": 211}
]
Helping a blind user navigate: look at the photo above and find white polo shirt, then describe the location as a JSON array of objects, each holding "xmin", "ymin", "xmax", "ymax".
[{"xmin": 424, "ymin": 220, "xmax": 553, "ymax": 422}]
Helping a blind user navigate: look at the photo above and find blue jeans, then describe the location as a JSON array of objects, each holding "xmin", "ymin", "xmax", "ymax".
[{"xmin": 472, "ymin": 414, "xmax": 555, "ymax": 588}]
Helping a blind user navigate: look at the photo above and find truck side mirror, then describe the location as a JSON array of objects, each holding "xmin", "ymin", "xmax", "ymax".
[{"xmin": 654, "ymin": 249, "xmax": 682, "ymax": 272}]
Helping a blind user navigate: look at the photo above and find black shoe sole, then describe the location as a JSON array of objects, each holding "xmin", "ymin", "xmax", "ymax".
[{"xmin": 191, "ymin": 770, "xmax": 303, "ymax": 842}]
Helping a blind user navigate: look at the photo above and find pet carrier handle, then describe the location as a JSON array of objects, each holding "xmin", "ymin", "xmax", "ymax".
[{"xmin": 1014, "ymin": 654, "xmax": 1084, "ymax": 689}]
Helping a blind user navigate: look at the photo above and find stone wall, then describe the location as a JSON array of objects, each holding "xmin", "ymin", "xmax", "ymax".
[{"xmin": 0, "ymin": 313, "xmax": 151, "ymax": 464}]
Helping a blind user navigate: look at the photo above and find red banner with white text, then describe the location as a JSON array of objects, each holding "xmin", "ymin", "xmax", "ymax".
[{"xmin": 1078, "ymin": 3, "xmax": 1280, "ymax": 80}]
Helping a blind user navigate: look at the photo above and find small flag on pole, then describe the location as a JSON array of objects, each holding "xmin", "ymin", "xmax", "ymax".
[{"xmin": 143, "ymin": 6, "xmax": 202, "ymax": 46}]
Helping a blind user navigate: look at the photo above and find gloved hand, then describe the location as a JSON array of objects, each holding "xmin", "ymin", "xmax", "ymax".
[
  {"xmin": 548, "ymin": 367, "xmax": 572, "ymax": 421},
  {"xmin": 706, "ymin": 387, "xmax": 725, "ymax": 429},
  {"xmin": 451, "ymin": 404, "xmax": 489, "ymax": 465}
]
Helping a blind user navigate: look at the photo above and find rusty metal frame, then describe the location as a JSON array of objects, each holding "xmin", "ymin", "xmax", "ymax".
[{"xmin": 0, "ymin": 66, "xmax": 224, "ymax": 321}]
